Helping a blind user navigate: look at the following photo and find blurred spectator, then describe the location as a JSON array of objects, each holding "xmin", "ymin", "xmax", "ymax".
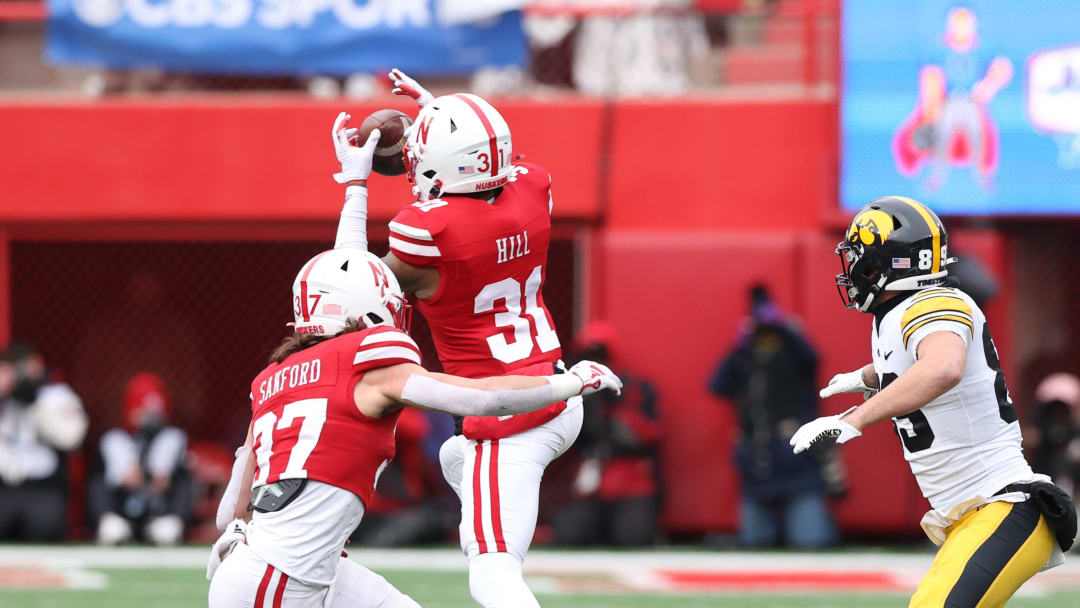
[
  {"xmin": 89, "ymin": 373, "xmax": 193, "ymax": 545},
  {"xmin": 553, "ymin": 321, "xmax": 663, "ymax": 546},
  {"xmin": 0, "ymin": 342, "xmax": 88, "ymax": 541},
  {"xmin": 525, "ymin": 0, "xmax": 710, "ymax": 96},
  {"xmin": 1024, "ymin": 373, "xmax": 1080, "ymax": 499},
  {"xmin": 709, "ymin": 286, "xmax": 839, "ymax": 549},
  {"xmin": 351, "ymin": 408, "xmax": 449, "ymax": 547}
]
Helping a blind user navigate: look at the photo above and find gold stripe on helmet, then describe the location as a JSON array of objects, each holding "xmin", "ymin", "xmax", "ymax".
[{"xmin": 895, "ymin": 197, "xmax": 941, "ymax": 273}]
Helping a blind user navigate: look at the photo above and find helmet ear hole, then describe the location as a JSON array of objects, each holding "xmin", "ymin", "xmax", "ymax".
[
  {"xmin": 891, "ymin": 216, "xmax": 904, "ymax": 229},
  {"xmin": 423, "ymin": 170, "xmax": 437, "ymax": 179},
  {"xmin": 366, "ymin": 312, "xmax": 384, "ymax": 326}
]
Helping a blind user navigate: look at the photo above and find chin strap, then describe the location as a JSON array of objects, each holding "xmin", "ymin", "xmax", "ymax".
[{"xmin": 859, "ymin": 273, "xmax": 890, "ymax": 312}]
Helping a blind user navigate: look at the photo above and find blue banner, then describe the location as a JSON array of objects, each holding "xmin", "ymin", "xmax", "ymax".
[
  {"xmin": 46, "ymin": 0, "xmax": 526, "ymax": 77},
  {"xmin": 842, "ymin": 1, "xmax": 1080, "ymax": 215}
]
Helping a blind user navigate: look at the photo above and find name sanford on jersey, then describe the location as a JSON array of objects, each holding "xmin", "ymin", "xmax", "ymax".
[
  {"xmin": 258, "ymin": 359, "xmax": 322, "ymax": 405},
  {"xmin": 496, "ymin": 231, "xmax": 531, "ymax": 264}
]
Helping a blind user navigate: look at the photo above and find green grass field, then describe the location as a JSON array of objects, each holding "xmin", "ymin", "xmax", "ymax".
[
  {"xmin": 4, "ymin": 568, "xmax": 1079, "ymax": 607},
  {"xmin": 1, "ymin": 547, "xmax": 1077, "ymax": 607}
]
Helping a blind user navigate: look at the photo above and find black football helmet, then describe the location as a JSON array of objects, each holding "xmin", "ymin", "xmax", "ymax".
[{"xmin": 836, "ymin": 196, "xmax": 954, "ymax": 312}]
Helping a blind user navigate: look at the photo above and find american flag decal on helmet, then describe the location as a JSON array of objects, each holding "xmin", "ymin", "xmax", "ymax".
[{"xmin": 458, "ymin": 166, "xmax": 475, "ymax": 175}]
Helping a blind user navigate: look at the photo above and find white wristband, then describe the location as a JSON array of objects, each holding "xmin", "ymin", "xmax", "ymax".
[{"xmin": 546, "ymin": 374, "xmax": 583, "ymax": 402}]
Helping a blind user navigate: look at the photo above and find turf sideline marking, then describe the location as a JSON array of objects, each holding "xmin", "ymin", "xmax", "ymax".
[{"xmin": 0, "ymin": 565, "xmax": 106, "ymax": 590}]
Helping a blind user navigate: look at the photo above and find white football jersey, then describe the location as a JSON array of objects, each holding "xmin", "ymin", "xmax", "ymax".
[{"xmin": 871, "ymin": 287, "xmax": 1033, "ymax": 515}]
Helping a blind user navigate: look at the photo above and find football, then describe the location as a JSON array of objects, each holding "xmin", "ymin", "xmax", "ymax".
[{"xmin": 354, "ymin": 108, "xmax": 413, "ymax": 176}]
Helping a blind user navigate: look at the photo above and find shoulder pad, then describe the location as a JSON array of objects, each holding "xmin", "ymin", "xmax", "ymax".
[
  {"xmin": 389, "ymin": 206, "xmax": 444, "ymax": 263},
  {"xmin": 899, "ymin": 289, "xmax": 974, "ymax": 348},
  {"xmin": 351, "ymin": 327, "xmax": 422, "ymax": 369}
]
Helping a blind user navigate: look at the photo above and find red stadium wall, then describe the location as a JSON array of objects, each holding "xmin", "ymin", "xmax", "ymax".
[
  {"xmin": 0, "ymin": 97, "xmax": 1014, "ymax": 536},
  {"xmin": 606, "ymin": 100, "xmax": 837, "ymax": 230},
  {"xmin": 0, "ymin": 97, "xmax": 605, "ymax": 221}
]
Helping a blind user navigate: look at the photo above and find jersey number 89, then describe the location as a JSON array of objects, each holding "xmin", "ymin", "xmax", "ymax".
[{"xmin": 887, "ymin": 325, "xmax": 1016, "ymax": 453}]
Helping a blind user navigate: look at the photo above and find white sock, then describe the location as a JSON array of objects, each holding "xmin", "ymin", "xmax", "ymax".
[{"xmin": 468, "ymin": 553, "xmax": 539, "ymax": 608}]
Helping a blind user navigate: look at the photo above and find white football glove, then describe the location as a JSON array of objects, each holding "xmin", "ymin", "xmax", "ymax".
[
  {"xmin": 567, "ymin": 360, "xmax": 623, "ymax": 397},
  {"xmin": 790, "ymin": 407, "xmax": 861, "ymax": 454},
  {"xmin": 819, "ymin": 369, "xmax": 875, "ymax": 399},
  {"xmin": 388, "ymin": 68, "xmax": 434, "ymax": 107},
  {"xmin": 206, "ymin": 518, "xmax": 247, "ymax": 581},
  {"xmin": 332, "ymin": 112, "xmax": 381, "ymax": 184}
]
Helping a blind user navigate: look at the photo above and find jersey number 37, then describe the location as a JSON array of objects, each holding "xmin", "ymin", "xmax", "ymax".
[{"xmin": 252, "ymin": 398, "xmax": 327, "ymax": 485}]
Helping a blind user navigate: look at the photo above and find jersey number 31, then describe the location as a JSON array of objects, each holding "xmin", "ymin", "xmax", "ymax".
[{"xmin": 474, "ymin": 265, "xmax": 560, "ymax": 364}]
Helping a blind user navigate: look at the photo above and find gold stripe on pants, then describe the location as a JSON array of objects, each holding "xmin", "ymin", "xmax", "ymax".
[{"xmin": 909, "ymin": 500, "xmax": 1054, "ymax": 608}]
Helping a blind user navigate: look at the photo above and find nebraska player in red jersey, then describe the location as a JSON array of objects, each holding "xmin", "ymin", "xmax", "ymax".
[
  {"xmin": 206, "ymin": 248, "xmax": 620, "ymax": 608},
  {"xmin": 328, "ymin": 70, "xmax": 591, "ymax": 607}
]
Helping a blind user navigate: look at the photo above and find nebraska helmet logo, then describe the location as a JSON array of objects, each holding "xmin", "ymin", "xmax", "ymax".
[
  {"xmin": 369, "ymin": 261, "xmax": 390, "ymax": 298},
  {"xmin": 416, "ymin": 116, "xmax": 433, "ymax": 146}
]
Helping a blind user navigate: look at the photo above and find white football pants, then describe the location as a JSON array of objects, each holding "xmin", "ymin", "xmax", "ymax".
[
  {"xmin": 439, "ymin": 402, "xmax": 583, "ymax": 607},
  {"xmin": 208, "ymin": 542, "xmax": 420, "ymax": 608}
]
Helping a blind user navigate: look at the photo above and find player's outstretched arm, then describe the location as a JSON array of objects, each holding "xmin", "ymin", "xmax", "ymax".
[
  {"xmin": 331, "ymin": 112, "xmax": 381, "ymax": 250},
  {"xmin": 356, "ymin": 360, "xmax": 622, "ymax": 418},
  {"xmin": 840, "ymin": 332, "xmax": 966, "ymax": 431},
  {"xmin": 792, "ymin": 332, "xmax": 966, "ymax": 453}
]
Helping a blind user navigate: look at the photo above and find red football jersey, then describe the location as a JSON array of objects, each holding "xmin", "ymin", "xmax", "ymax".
[
  {"xmin": 248, "ymin": 326, "xmax": 422, "ymax": 506},
  {"xmin": 389, "ymin": 162, "xmax": 565, "ymax": 439}
]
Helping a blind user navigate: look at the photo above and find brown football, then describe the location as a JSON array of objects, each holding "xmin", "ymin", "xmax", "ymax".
[{"xmin": 354, "ymin": 109, "xmax": 413, "ymax": 176}]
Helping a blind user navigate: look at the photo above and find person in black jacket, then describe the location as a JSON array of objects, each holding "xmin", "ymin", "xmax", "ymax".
[{"xmin": 710, "ymin": 285, "xmax": 839, "ymax": 548}]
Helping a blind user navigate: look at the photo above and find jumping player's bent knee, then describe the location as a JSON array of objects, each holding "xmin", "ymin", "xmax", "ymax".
[{"xmin": 439, "ymin": 435, "xmax": 467, "ymax": 499}]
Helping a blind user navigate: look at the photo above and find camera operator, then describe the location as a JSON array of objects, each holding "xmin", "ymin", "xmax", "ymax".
[{"xmin": 0, "ymin": 342, "xmax": 88, "ymax": 541}]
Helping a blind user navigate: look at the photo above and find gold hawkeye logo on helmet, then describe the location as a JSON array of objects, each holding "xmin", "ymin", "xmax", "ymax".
[{"xmin": 848, "ymin": 209, "xmax": 894, "ymax": 246}]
